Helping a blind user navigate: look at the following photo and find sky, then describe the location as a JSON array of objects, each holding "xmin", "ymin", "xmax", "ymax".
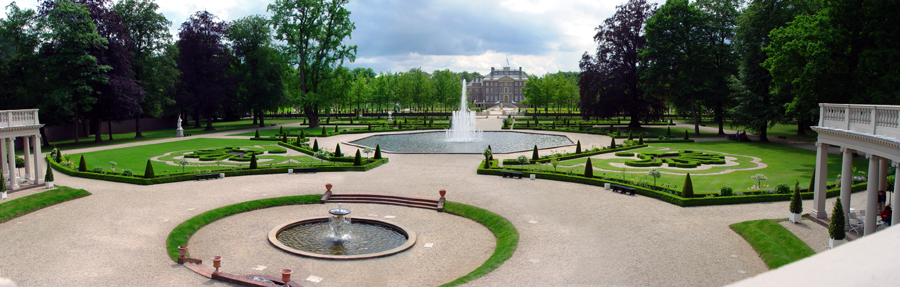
[{"xmin": 7, "ymin": 0, "xmax": 666, "ymax": 76}]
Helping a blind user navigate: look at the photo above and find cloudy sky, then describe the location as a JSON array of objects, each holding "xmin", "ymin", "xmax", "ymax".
[{"xmin": 9, "ymin": 0, "xmax": 666, "ymax": 75}]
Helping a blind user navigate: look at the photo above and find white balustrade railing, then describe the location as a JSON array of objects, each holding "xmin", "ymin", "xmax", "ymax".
[
  {"xmin": 1, "ymin": 109, "xmax": 40, "ymax": 128},
  {"xmin": 819, "ymin": 103, "xmax": 900, "ymax": 140}
]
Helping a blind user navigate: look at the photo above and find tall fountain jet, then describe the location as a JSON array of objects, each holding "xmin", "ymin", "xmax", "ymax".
[{"xmin": 446, "ymin": 79, "xmax": 483, "ymax": 142}]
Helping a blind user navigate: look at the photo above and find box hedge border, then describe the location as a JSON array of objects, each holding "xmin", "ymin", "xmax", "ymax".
[
  {"xmin": 478, "ymin": 161, "xmax": 866, "ymax": 207},
  {"xmin": 503, "ymin": 144, "xmax": 647, "ymax": 165}
]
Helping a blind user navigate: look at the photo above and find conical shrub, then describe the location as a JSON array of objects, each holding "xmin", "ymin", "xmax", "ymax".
[
  {"xmin": 44, "ymin": 164, "xmax": 54, "ymax": 182},
  {"xmin": 610, "ymin": 137, "xmax": 616, "ymax": 149},
  {"xmin": 321, "ymin": 126, "xmax": 327, "ymax": 136},
  {"xmin": 282, "ymin": 133, "xmax": 287, "ymax": 143},
  {"xmin": 576, "ymin": 140, "xmax": 582, "ymax": 153},
  {"xmin": 584, "ymin": 158, "xmax": 593, "ymax": 178},
  {"xmin": 829, "ymin": 198, "xmax": 846, "ymax": 240},
  {"xmin": 353, "ymin": 150, "xmax": 362, "ymax": 166},
  {"xmin": 249, "ymin": 153, "xmax": 258, "ymax": 169},
  {"xmin": 638, "ymin": 134, "xmax": 644, "ymax": 145},
  {"xmin": 532, "ymin": 145, "xmax": 539, "ymax": 161},
  {"xmin": 667, "ymin": 126, "xmax": 672, "ymax": 137},
  {"xmin": 374, "ymin": 144, "xmax": 382, "ymax": 159},
  {"xmin": 79, "ymin": 155, "xmax": 88, "ymax": 172},
  {"xmin": 312, "ymin": 139, "xmax": 319, "ymax": 151},
  {"xmin": 790, "ymin": 180, "xmax": 803, "ymax": 214},
  {"xmin": 300, "ymin": 130, "xmax": 305, "ymax": 138},
  {"xmin": 335, "ymin": 144, "xmax": 343, "ymax": 157},
  {"xmin": 254, "ymin": 129, "xmax": 260, "ymax": 138},
  {"xmin": 628, "ymin": 130, "xmax": 633, "ymax": 141},
  {"xmin": 682, "ymin": 173, "xmax": 694, "ymax": 198},
  {"xmin": 144, "ymin": 159, "xmax": 155, "ymax": 178},
  {"xmin": 684, "ymin": 130, "xmax": 689, "ymax": 140}
]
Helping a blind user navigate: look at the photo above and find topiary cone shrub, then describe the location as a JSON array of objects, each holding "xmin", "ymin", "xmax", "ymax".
[
  {"xmin": 79, "ymin": 155, "xmax": 88, "ymax": 172},
  {"xmin": 667, "ymin": 126, "xmax": 672, "ymax": 137},
  {"xmin": 300, "ymin": 130, "xmax": 305, "ymax": 138},
  {"xmin": 575, "ymin": 140, "xmax": 582, "ymax": 153},
  {"xmin": 830, "ymin": 198, "xmax": 846, "ymax": 241},
  {"xmin": 584, "ymin": 158, "xmax": 594, "ymax": 178},
  {"xmin": 682, "ymin": 173, "xmax": 694, "ymax": 198},
  {"xmin": 254, "ymin": 129, "xmax": 260, "ymax": 138},
  {"xmin": 627, "ymin": 130, "xmax": 633, "ymax": 141},
  {"xmin": 638, "ymin": 134, "xmax": 644, "ymax": 145},
  {"xmin": 144, "ymin": 159, "xmax": 155, "ymax": 178},
  {"xmin": 790, "ymin": 180, "xmax": 803, "ymax": 214},
  {"xmin": 334, "ymin": 144, "xmax": 343, "ymax": 157},
  {"xmin": 532, "ymin": 145, "xmax": 539, "ymax": 161},
  {"xmin": 44, "ymin": 164, "xmax": 54, "ymax": 182},
  {"xmin": 353, "ymin": 150, "xmax": 362, "ymax": 166},
  {"xmin": 684, "ymin": 130, "xmax": 689, "ymax": 140},
  {"xmin": 334, "ymin": 125, "xmax": 339, "ymax": 132},
  {"xmin": 249, "ymin": 153, "xmax": 258, "ymax": 169},
  {"xmin": 374, "ymin": 144, "xmax": 382, "ymax": 159},
  {"xmin": 321, "ymin": 126, "xmax": 327, "ymax": 136},
  {"xmin": 312, "ymin": 139, "xmax": 319, "ymax": 151},
  {"xmin": 282, "ymin": 133, "xmax": 287, "ymax": 143},
  {"xmin": 296, "ymin": 132, "xmax": 301, "ymax": 143},
  {"xmin": 279, "ymin": 126, "xmax": 284, "ymax": 135},
  {"xmin": 610, "ymin": 137, "xmax": 616, "ymax": 149}
]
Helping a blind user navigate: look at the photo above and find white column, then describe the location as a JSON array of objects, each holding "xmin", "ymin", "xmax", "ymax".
[
  {"xmin": 841, "ymin": 148, "xmax": 854, "ymax": 216},
  {"xmin": 0, "ymin": 137, "xmax": 6, "ymax": 179},
  {"xmin": 22, "ymin": 136, "xmax": 31, "ymax": 182},
  {"xmin": 879, "ymin": 158, "xmax": 889, "ymax": 192},
  {"xmin": 7, "ymin": 137, "xmax": 18, "ymax": 190},
  {"xmin": 812, "ymin": 142, "xmax": 829, "ymax": 219},
  {"xmin": 32, "ymin": 135, "xmax": 41, "ymax": 185},
  {"xmin": 865, "ymin": 155, "xmax": 881, "ymax": 235},
  {"xmin": 893, "ymin": 163, "xmax": 900, "ymax": 227}
]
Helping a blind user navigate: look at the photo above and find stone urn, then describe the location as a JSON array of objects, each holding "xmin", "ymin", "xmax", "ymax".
[{"xmin": 281, "ymin": 269, "xmax": 293, "ymax": 283}]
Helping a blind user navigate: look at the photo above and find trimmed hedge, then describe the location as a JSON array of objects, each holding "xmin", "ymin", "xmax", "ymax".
[
  {"xmin": 478, "ymin": 162, "xmax": 868, "ymax": 207},
  {"xmin": 503, "ymin": 144, "xmax": 647, "ymax": 165}
]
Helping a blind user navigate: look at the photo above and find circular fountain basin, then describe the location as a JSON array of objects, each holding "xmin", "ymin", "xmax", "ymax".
[
  {"xmin": 268, "ymin": 217, "xmax": 417, "ymax": 260},
  {"xmin": 349, "ymin": 131, "xmax": 573, "ymax": 153}
]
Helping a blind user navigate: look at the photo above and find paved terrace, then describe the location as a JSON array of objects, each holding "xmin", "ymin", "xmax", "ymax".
[{"xmin": 0, "ymin": 118, "xmax": 875, "ymax": 286}]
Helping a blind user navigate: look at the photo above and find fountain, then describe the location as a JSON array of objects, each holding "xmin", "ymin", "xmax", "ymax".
[
  {"xmin": 445, "ymin": 79, "xmax": 483, "ymax": 142},
  {"xmin": 269, "ymin": 204, "xmax": 416, "ymax": 259}
]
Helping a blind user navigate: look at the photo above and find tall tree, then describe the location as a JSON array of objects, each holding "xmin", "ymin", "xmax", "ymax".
[
  {"xmin": 38, "ymin": 0, "xmax": 110, "ymax": 145},
  {"xmin": 695, "ymin": 0, "xmax": 740, "ymax": 135},
  {"xmin": 176, "ymin": 10, "xmax": 230, "ymax": 131},
  {"xmin": 349, "ymin": 75, "xmax": 371, "ymax": 115},
  {"xmin": 269, "ymin": 0, "xmax": 357, "ymax": 128},
  {"xmin": 730, "ymin": 0, "xmax": 807, "ymax": 142},
  {"xmin": 432, "ymin": 69, "xmax": 460, "ymax": 109},
  {"xmin": 114, "ymin": 0, "xmax": 172, "ymax": 138},
  {"xmin": 228, "ymin": 14, "xmax": 287, "ymax": 127},
  {"xmin": 578, "ymin": 0, "xmax": 662, "ymax": 128}
]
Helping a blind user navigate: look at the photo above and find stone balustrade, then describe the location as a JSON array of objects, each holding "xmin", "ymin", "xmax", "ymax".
[
  {"xmin": 819, "ymin": 103, "xmax": 900, "ymax": 139},
  {"xmin": 1, "ymin": 109, "xmax": 40, "ymax": 128}
]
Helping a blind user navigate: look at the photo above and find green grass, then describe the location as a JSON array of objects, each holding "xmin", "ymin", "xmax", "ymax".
[
  {"xmin": 165, "ymin": 197, "xmax": 518, "ymax": 286},
  {"xmin": 230, "ymin": 126, "xmax": 365, "ymax": 137},
  {"xmin": 440, "ymin": 201, "xmax": 519, "ymax": 287},
  {"xmin": 0, "ymin": 186, "xmax": 91, "ymax": 224},
  {"xmin": 522, "ymin": 141, "xmax": 868, "ymax": 194},
  {"xmin": 674, "ymin": 118, "xmax": 819, "ymax": 143},
  {"xmin": 730, "ymin": 219, "xmax": 816, "ymax": 269},
  {"xmin": 48, "ymin": 118, "xmax": 302, "ymax": 150}
]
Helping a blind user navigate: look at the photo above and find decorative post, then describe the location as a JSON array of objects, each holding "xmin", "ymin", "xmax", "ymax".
[
  {"xmin": 281, "ymin": 269, "xmax": 293, "ymax": 283},
  {"xmin": 437, "ymin": 189, "xmax": 446, "ymax": 212},
  {"xmin": 211, "ymin": 256, "xmax": 222, "ymax": 275}
]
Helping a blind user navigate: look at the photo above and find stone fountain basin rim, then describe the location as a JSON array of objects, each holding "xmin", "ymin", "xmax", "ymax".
[
  {"xmin": 344, "ymin": 130, "xmax": 576, "ymax": 154},
  {"xmin": 268, "ymin": 217, "xmax": 417, "ymax": 260}
]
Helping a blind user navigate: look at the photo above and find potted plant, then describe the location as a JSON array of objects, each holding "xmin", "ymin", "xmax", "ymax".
[
  {"xmin": 789, "ymin": 180, "xmax": 802, "ymax": 223},
  {"xmin": 829, "ymin": 198, "xmax": 846, "ymax": 248},
  {"xmin": 45, "ymin": 164, "xmax": 54, "ymax": 188}
]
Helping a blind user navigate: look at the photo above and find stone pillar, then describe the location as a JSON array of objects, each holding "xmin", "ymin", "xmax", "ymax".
[
  {"xmin": 0, "ymin": 137, "xmax": 6, "ymax": 179},
  {"xmin": 865, "ymin": 154, "xmax": 881, "ymax": 235},
  {"xmin": 812, "ymin": 142, "xmax": 829, "ymax": 219},
  {"xmin": 32, "ymin": 135, "xmax": 41, "ymax": 185},
  {"xmin": 893, "ymin": 163, "xmax": 900, "ymax": 227},
  {"xmin": 23, "ymin": 136, "xmax": 31, "ymax": 182},
  {"xmin": 879, "ymin": 158, "xmax": 889, "ymax": 192},
  {"xmin": 841, "ymin": 148, "xmax": 854, "ymax": 217},
  {"xmin": 7, "ymin": 137, "xmax": 18, "ymax": 190}
]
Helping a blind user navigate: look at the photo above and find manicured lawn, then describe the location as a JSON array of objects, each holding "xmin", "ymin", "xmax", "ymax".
[
  {"xmin": 674, "ymin": 118, "xmax": 819, "ymax": 143},
  {"xmin": 519, "ymin": 141, "xmax": 868, "ymax": 194},
  {"xmin": 230, "ymin": 126, "xmax": 366, "ymax": 137},
  {"xmin": 730, "ymin": 219, "xmax": 816, "ymax": 269},
  {"xmin": 0, "ymin": 186, "xmax": 91, "ymax": 224},
  {"xmin": 64, "ymin": 138, "xmax": 317, "ymax": 175},
  {"xmin": 49, "ymin": 118, "xmax": 302, "ymax": 150}
]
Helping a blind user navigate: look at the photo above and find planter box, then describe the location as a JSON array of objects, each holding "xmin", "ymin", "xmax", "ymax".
[
  {"xmin": 530, "ymin": 174, "xmax": 536, "ymax": 180},
  {"xmin": 604, "ymin": 183, "xmax": 611, "ymax": 190},
  {"xmin": 1, "ymin": 191, "xmax": 6, "ymax": 200},
  {"xmin": 46, "ymin": 182, "xmax": 54, "ymax": 189},
  {"xmin": 829, "ymin": 238, "xmax": 843, "ymax": 248},
  {"xmin": 288, "ymin": 169, "xmax": 293, "ymax": 174},
  {"xmin": 219, "ymin": 173, "xmax": 225, "ymax": 179},
  {"xmin": 789, "ymin": 213, "xmax": 802, "ymax": 223}
]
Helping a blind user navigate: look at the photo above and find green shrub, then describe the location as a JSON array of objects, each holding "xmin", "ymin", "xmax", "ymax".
[
  {"xmin": 638, "ymin": 134, "xmax": 643, "ymax": 145},
  {"xmin": 790, "ymin": 181, "xmax": 802, "ymax": 214},
  {"xmin": 254, "ymin": 129, "xmax": 260, "ymax": 138},
  {"xmin": 667, "ymin": 126, "xmax": 672, "ymax": 137},
  {"xmin": 532, "ymin": 145, "xmax": 539, "ymax": 161},
  {"xmin": 627, "ymin": 130, "xmax": 633, "ymax": 140},
  {"xmin": 43, "ymin": 164, "xmax": 54, "ymax": 182},
  {"xmin": 144, "ymin": 160, "xmax": 155, "ymax": 178},
  {"xmin": 575, "ymin": 140, "xmax": 582, "ymax": 153},
  {"xmin": 123, "ymin": 169, "xmax": 133, "ymax": 177},
  {"xmin": 684, "ymin": 130, "xmax": 689, "ymax": 140},
  {"xmin": 300, "ymin": 130, "xmax": 305, "ymax": 138},
  {"xmin": 353, "ymin": 150, "xmax": 362, "ymax": 166},
  {"xmin": 682, "ymin": 173, "xmax": 694, "ymax": 198},
  {"xmin": 0, "ymin": 171, "xmax": 5, "ymax": 192},
  {"xmin": 78, "ymin": 155, "xmax": 88, "ymax": 172},
  {"xmin": 312, "ymin": 139, "xmax": 319, "ymax": 151},
  {"xmin": 614, "ymin": 152, "xmax": 633, "ymax": 156},
  {"xmin": 775, "ymin": 183, "xmax": 791, "ymax": 194},
  {"xmin": 334, "ymin": 125, "xmax": 339, "ymax": 132},
  {"xmin": 249, "ymin": 153, "xmax": 258, "ymax": 169},
  {"xmin": 92, "ymin": 167, "xmax": 103, "ymax": 173},
  {"xmin": 584, "ymin": 158, "xmax": 593, "ymax": 178},
  {"xmin": 334, "ymin": 143, "xmax": 343, "ymax": 157},
  {"xmin": 282, "ymin": 133, "xmax": 287, "ymax": 143},
  {"xmin": 720, "ymin": 186, "xmax": 733, "ymax": 196},
  {"xmin": 374, "ymin": 144, "xmax": 382, "ymax": 159},
  {"xmin": 610, "ymin": 137, "xmax": 616, "ymax": 149},
  {"xmin": 321, "ymin": 126, "xmax": 327, "ymax": 136},
  {"xmin": 829, "ymin": 198, "xmax": 846, "ymax": 240}
]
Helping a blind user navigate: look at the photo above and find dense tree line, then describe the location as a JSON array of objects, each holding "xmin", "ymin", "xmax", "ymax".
[{"xmin": 579, "ymin": 0, "xmax": 899, "ymax": 140}]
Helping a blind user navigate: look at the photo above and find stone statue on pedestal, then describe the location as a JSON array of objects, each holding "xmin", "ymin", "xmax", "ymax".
[{"xmin": 176, "ymin": 116, "xmax": 184, "ymax": 137}]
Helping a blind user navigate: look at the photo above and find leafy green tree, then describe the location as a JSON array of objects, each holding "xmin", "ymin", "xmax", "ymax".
[
  {"xmin": 269, "ymin": 0, "xmax": 357, "ymax": 128},
  {"xmin": 228, "ymin": 15, "xmax": 287, "ymax": 128},
  {"xmin": 432, "ymin": 69, "xmax": 460, "ymax": 110},
  {"xmin": 176, "ymin": 11, "xmax": 230, "ymax": 131}
]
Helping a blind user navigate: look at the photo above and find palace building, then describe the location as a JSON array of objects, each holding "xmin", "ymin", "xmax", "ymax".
[{"xmin": 467, "ymin": 66, "xmax": 527, "ymax": 107}]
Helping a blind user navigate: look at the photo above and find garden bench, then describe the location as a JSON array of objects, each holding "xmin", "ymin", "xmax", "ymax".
[
  {"xmin": 194, "ymin": 173, "xmax": 219, "ymax": 181},
  {"xmin": 500, "ymin": 171, "xmax": 524, "ymax": 179},
  {"xmin": 726, "ymin": 134, "xmax": 737, "ymax": 141},
  {"xmin": 292, "ymin": 167, "xmax": 318, "ymax": 174},
  {"xmin": 610, "ymin": 184, "xmax": 636, "ymax": 195}
]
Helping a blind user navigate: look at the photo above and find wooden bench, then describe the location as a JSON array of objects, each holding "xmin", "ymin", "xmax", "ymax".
[
  {"xmin": 610, "ymin": 184, "xmax": 636, "ymax": 195},
  {"xmin": 500, "ymin": 171, "xmax": 524, "ymax": 179},
  {"xmin": 292, "ymin": 167, "xmax": 318, "ymax": 174},
  {"xmin": 194, "ymin": 173, "xmax": 219, "ymax": 181}
]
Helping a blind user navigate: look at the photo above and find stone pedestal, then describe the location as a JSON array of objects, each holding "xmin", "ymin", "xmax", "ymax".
[{"xmin": 177, "ymin": 128, "xmax": 184, "ymax": 137}]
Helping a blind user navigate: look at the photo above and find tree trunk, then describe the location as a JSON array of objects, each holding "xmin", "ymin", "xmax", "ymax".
[
  {"xmin": 796, "ymin": 117, "xmax": 806, "ymax": 135},
  {"xmin": 691, "ymin": 99, "xmax": 700, "ymax": 136},
  {"xmin": 74, "ymin": 106, "xmax": 80, "ymax": 145},
  {"xmin": 759, "ymin": 122, "xmax": 769, "ymax": 142},
  {"xmin": 259, "ymin": 110, "xmax": 265, "ymax": 127},
  {"xmin": 93, "ymin": 118, "xmax": 102, "ymax": 143},
  {"xmin": 107, "ymin": 121, "xmax": 113, "ymax": 141},
  {"xmin": 715, "ymin": 106, "xmax": 725, "ymax": 135},
  {"xmin": 134, "ymin": 114, "xmax": 144, "ymax": 138},
  {"xmin": 305, "ymin": 105, "xmax": 320, "ymax": 128},
  {"xmin": 204, "ymin": 112, "xmax": 215, "ymax": 131},
  {"xmin": 252, "ymin": 109, "xmax": 258, "ymax": 125},
  {"xmin": 193, "ymin": 111, "xmax": 201, "ymax": 128}
]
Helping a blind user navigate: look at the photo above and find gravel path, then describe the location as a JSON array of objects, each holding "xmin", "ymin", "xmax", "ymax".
[{"xmin": 0, "ymin": 119, "xmax": 876, "ymax": 286}]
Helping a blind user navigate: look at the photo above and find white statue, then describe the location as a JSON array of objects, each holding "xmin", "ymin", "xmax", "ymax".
[
  {"xmin": 176, "ymin": 116, "xmax": 184, "ymax": 137},
  {"xmin": 177, "ymin": 116, "xmax": 183, "ymax": 129}
]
